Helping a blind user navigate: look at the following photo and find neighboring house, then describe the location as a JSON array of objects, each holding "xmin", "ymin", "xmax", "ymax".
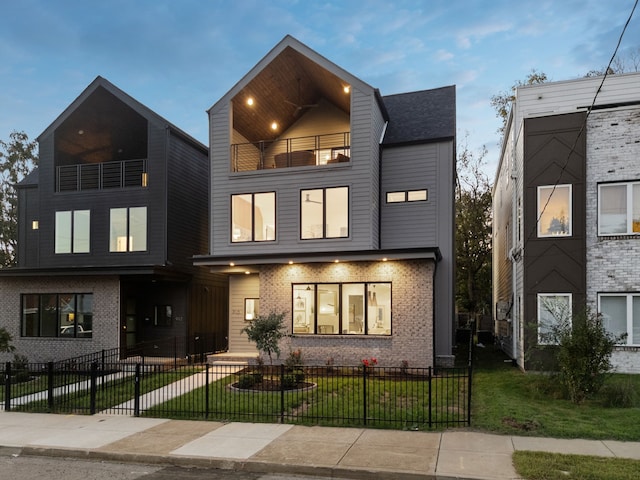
[
  {"xmin": 195, "ymin": 36, "xmax": 456, "ymax": 367},
  {"xmin": 0, "ymin": 76, "xmax": 227, "ymax": 362},
  {"xmin": 492, "ymin": 72, "xmax": 640, "ymax": 373}
]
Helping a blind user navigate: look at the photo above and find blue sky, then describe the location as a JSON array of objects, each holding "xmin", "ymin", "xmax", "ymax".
[{"xmin": 1, "ymin": 0, "xmax": 638, "ymax": 176}]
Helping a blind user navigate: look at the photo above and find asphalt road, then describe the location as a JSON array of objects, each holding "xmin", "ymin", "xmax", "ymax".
[{"xmin": 0, "ymin": 454, "xmax": 350, "ymax": 480}]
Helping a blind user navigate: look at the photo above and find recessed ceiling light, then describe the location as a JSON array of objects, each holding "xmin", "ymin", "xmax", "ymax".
[
  {"xmin": 247, "ymin": 97, "xmax": 254, "ymax": 106},
  {"xmin": 229, "ymin": 262, "xmax": 235, "ymax": 267},
  {"xmin": 271, "ymin": 121, "xmax": 278, "ymax": 130},
  {"xmin": 343, "ymin": 85, "xmax": 350, "ymax": 94}
]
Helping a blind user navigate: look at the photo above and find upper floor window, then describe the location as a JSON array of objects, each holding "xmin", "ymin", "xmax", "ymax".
[
  {"xmin": 110, "ymin": 206, "xmax": 147, "ymax": 252},
  {"xmin": 292, "ymin": 283, "xmax": 391, "ymax": 335},
  {"xmin": 386, "ymin": 189, "xmax": 428, "ymax": 203},
  {"xmin": 537, "ymin": 293, "xmax": 572, "ymax": 345},
  {"xmin": 55, "ymin": 210, "xmax": 90, "ymax": 254},
  {"xmin": 301, "ymin": 186, "xmax": 349, "ymax": 239},
  {"xmin": 21, "ymin": 293, "xmax": 93, "ymax": 338},
  {"xmin": 537, "ymin": 184, "xmax": 572, "ymax": 237},
  {"xmin": 599, "ymin": 293, "xmax": 640, "ymax": 346},
  {"xmin": 231, "ymin": 192, "xmax": 276, "ymax": 242},
  {"xmin": 598, "ymin": 182, "xmax": 640, "ymax": 236}
]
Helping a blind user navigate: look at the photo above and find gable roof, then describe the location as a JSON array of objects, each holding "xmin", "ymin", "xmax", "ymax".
[
  {"xmin": 382, "ymin": 85, "xmax": 456, "ymax": 146},
  {"xmin": 38, "ymin": 76, "xmax": 206, "ymax": 153}
]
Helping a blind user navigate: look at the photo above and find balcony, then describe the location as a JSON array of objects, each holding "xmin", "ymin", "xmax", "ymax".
[
  {"xmin": 56, "ymin": 159, "xmax": 147, "ymax": 192},
  {"xmin": 231, "ymin": 132, "xmax": 350, "ymax": 172}
]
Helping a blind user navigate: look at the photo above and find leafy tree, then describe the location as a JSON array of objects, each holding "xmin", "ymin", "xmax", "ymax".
[
  {"xmin": 490, "ymin": 69, "xmax": 548, "ymax": 139},
  {"xmin": 241, "ymin": 312, "xmax": 287, "ymax": 364},
  {"xmin": 455, "ymin": 136, "xmax": 492, "ymax": 321},
  {"xmin": 0, "ymin": 131, "xmax": 38, "ymax": 267},
  {"xmin": 540, "ymin": 306, "xmax": 624, "ymax": 404},
  {"xmin": 0, "ymin": 327, "xmax": 15, "ymax": 353}
]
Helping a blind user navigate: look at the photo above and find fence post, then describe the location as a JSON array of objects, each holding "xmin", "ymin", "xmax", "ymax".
[
  {"xmin": 89, "ymin": 361, "xmax": 98, "ymax": 414},
  {"xmin": 362, "ymin": 365, "xmax": 367, "ymax": 426},
  {"xmin": 428, "ymin": 366, "xmax": 433, "ymax": 429},
  {"xmin": 174, "ymin": 337, "xmax": 178, "ymax": 369},
  {"xmin": 4, "ymin": 362, "xmax": 10, "ymax": 412},
  {"xmin": 134, "ymin": 363, "xmax": 141, "ymax": 417},
  {"xmin": 205, "ymin": 364, "xmax": 210, "ymax": 419},
  {"xmin": 280, "ymin": 364, "xmax": 285, "ymax": 424},
  {"xmin": 47, "ymin": 361, "xmax": 54, "ymax": 410},
  {"xmin": 467, "ymin": 346, "xmax": 473, "ymax": 427}
]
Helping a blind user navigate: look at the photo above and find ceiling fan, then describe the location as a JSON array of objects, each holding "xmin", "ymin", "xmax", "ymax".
[
  {"xmin": 304, "ymin": 193, "xmax": 322, "ymax": 204},
  {"xmin": 285, "ymin": 78, "xmax": 318, "ymax": 117}
]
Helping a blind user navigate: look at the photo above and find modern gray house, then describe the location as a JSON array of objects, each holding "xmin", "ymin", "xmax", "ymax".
[
  {"xmin": 0, "ymin": 76, "xmax": 227, "ymax": 362},
  {"xmin": 195, "ymin": 36, "xmax": 456, "ymax": 367},
  {"xmin": 492, "ymin": 72, "xmax": 640, "ymax": 373}
]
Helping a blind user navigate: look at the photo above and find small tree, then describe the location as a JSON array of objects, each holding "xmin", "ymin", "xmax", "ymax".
[
  {"xmin": 0, "ymin": 326, "xmax": 15, "ymax": 353},
  {"xmin": 543, "ymin": 308, "xmax": 624, "ymax": 404},
  {"xmin": 241, "ymin": 312, "xmax": 287, "ymax": 364}
]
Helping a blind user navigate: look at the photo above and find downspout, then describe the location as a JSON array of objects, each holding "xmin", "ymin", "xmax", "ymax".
[{"xmin": 509, "ymin": 122, "xmax": 519, "ymax": 365}]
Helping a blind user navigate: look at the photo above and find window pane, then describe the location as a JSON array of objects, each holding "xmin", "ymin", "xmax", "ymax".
[
  {"xmin": 318, "ymin": 284, "xmax": 339, "ymax": 334},
  {"xmin": 301, "ymin": 189, "xmax": 323, "ymax": 239},
  {"xmin": 408, "ymin": 190, "xmax": 428, "ymax": 202},
  {"xmin": 254, "ymin": 192, "xmax": 275, "ymax": 241},
  {"xmin": 55, "ymin": 211, "xmax": 72, "ymax": 254},
  {"xmin": 232, "ymin": 194, "xmax": 253, "ymax": 242},
  {"xmin": 386, "ymin": 192, "xmax": 405, "ymax": 203},
  {"xmin": 293, "ymin": 284, "xmax": 314, "ymax": 334},
  {"xmin": 368, "ymin": 283, "xmax": 391, "ymax": 335},
  {"xmin": 22, "ymin": 294, "xmax": 39, "ymax": 336},
  {"xmin": 73, "ymin": 210, "xmax": 90, "ymax": 253},
  {"xmin": 633, "ymin": 184, "xmax": 640, "ymax": 233},
  {"xmin": 343, "ymin": 284, "xmax": 365, "ymax": 334},
  {"xmin": 77, "ymin": 293, "xmax": 93, "ymax": 338},
  {"xmin": 599, "ymin": 184, "xmax": 627, "ymax": 234},
  {"xmin": 129, "ymin": 207, "xmax": 147, "ymax": 251},
  {"xmin": 633, "ymin": 296, "xmax": 640, "ymax": 345},
  {"xmin": 59, "ymin": 293, "xmax": 76, "ymax": 337},
  {"xmin": 326, "ymin": 187, "xmax": 348, "ymax": 238},
  {"xmin": 538, "ymin": 185, "xmax": 571, "ymax": 236},
  {"xmin": 600, "ymin": 295, "xmax": 627, "ymax": 342},
  {"xmin": 40, "ymin": 294, "xmax": 58, "ymax": 337},
  {"xmin": 537, "ymin": 294, "xmax": 571, "ymax": 344},
  {"xmin": 110, "ymin": 208, "xmax": 127, "ymax": 252}
]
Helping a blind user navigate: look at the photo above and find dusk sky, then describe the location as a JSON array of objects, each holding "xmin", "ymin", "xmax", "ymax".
[{"xmin": 1, "ymin": 0, "xmax": 638, "ymax": 177}]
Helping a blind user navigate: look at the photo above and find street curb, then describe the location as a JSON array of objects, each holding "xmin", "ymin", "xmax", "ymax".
[{"xmin": 18, "ymin": 445, "xmax": 448, "ymax": 480}]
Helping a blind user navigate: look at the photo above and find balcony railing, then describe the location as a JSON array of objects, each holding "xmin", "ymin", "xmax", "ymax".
[
  {"xmin": 56, "ymin": 159, "xmax": 147, "ymax": 192},
  {"xmin": 231, "ymin": 132, "xmax": 350, "ymax": 172}
]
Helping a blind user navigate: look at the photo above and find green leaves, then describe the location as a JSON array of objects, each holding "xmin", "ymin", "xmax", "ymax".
[{"xmin": 241, "ymin": 312, "xmax": 287, "ymax": 364}]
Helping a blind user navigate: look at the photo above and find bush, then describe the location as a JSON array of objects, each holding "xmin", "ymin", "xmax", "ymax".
[
  {"xmin": 12, "ymin": 354, "xmax": 30, "ymax": 383},
  {"xmin": 241, "ymin": 312, "xmax": 287, "ymax": 364},
  {"xmin": 544, "ymin": 309, "xmax": 624, "ymax": 404},
  {"xmin": 0, "ymin": 327, "xmax": 15, "ymax": 353},
  {"xmin": 237, "ymin": 373, "xmax": 261, "ymax": 389}
]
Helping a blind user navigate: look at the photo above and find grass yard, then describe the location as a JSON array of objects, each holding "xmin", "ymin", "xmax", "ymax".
[
  {"xmin": 513, "ymin": 451, "xmax": 640, "ymax": 480},
  {"xmin": 470, "ymin": 344, "xmax": 640, "ymax": 441}
]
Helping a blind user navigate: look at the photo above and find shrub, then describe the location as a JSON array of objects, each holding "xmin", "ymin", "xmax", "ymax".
[
  {"xmin": 599, "ymin": 381, "xmax": 637, "ymax": 408},
  {"xmin": 0, "ymin": 327, "xmax": 15, "ymax": 353},
  {"xmin": 543, "ymin": 308, "xmax": 624, "ymax": 404},
  {"xmin": 12, "ymin": 353, "xmax": 30, "ymax": 383},
  {"xmin": 237, "ymin": 373, "xmax": 261, "ymax": 389},
  {"xmin": 241, "ymin": 312, "xmax": 287, "ymax": 364}
]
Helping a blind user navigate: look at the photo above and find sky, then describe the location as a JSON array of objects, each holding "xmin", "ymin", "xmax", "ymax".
[{"xmin": 1, "ymin": 0, "xmax": 639, "ymax": 178}]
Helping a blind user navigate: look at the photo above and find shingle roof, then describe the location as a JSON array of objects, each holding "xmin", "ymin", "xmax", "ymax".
[
  {"xmin": 16, "ymin": 167, "xmax": 38, "ymax": 187},
  {"xmin": 382, "ymin": 85, "xmax": 455, "ymax": 145}
]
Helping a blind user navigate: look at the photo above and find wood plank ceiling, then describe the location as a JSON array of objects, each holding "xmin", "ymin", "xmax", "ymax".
[{"xmin": 232, "ymin": 46, "xmax": 351, "ymax": 143}]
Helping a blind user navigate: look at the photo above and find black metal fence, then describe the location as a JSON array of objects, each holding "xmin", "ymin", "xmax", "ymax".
[{"xmin": 2, "ymin": 357, "xmax": 472, "ymax": 430}]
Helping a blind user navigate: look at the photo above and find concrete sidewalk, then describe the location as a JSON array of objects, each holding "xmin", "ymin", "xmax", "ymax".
[{"xmin": 1, "ymin": 412, "xmax": 639, "ymax": 480}]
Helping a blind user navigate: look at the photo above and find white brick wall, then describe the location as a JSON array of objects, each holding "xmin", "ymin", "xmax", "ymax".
[
  {"xmin": 257, "ymin": 259, "xmax": 435, "ymax": 368},
  {"xmin": 0, "ymin": 276, "xmax": 120, "ymax": 363},
  {"xmin": 586, "ymin": 106, "xmax": 640, "ymax": 373}
]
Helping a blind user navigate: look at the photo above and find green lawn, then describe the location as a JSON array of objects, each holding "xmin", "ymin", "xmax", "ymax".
[
  {"xmin": 513, "ymin": 451, "xmax": 640, "ymax": 480},
  {"xmin": 470, "ymin": 344, "xmax": 640, "ymax": 441}
]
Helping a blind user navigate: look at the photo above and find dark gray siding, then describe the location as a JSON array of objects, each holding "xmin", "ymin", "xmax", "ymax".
[
  {"xmin": 17, "ymin": 185, "xmax": 39, "ymax": 267},
  {"xmin": 167, "ymin": 132, "xmax": 209, "ymax": 270},
  {"xmin": 522, "ymin": 112, "xmax": 587, "ymax": 369}
]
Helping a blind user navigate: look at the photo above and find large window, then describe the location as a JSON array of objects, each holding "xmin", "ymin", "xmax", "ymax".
[
  {"xmin": 537, "ymin": 185, "xmax": 572, "ymax": 237},
  {"xmin": 231, "ymin": 192, "xmax": 275, "ymax": 242},
  {"xmin": 110, "ymin": 206, "xmax": 147, "ymax": 252},
  {"xmin": 301, "ymin": 187, "xmax": 349, "ymax": 239},
  {"xmin": 598, "ymin": 182, "xmax": 640, "ymax": 235},
  {"xmin": 537, "ymin": 293, "xmax": 572, "ymax": 345},
  {"xmin": 21, "ymin": 293, "xmax": 93, "ymax": 338},
  {"xmin": 292, "ymin": 283, "xmax": 391, "ymax": 335},
  {"xmin": 599, "ymin": 294, "xmax": 640, "ymax": 345},
  {"xmin": 55, "ymin": 210, "xmax": 90, "ymax": 253}
]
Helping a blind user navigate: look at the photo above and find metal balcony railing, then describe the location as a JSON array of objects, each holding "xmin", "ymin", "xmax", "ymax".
[
  {"xmin": 231, "ymin": 132, "xmax": 350, "ymax": 172},
  {"xmin": 56, "ymin": 159, "xmax": 147, "ymax": 192}
]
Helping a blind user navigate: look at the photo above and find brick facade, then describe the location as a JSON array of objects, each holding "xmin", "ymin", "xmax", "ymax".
[
  {"xmin": 0, "ymin": 276, "xmax": 120, "ymax": 363},
  {"xmin": 257, "ymin": 259, "xmax": 435, "ymax": 368},
  {"xmin": 586, "ymin": 106, "xmax": 640, "ymax": 372}
]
